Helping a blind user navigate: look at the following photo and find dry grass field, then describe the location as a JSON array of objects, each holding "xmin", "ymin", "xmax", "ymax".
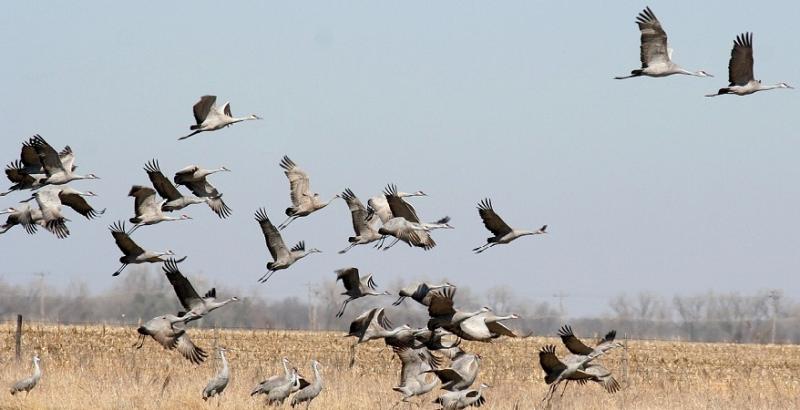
[{"xmin": 2, "ymin": 322, "xmax": 800, "ymax": 409}]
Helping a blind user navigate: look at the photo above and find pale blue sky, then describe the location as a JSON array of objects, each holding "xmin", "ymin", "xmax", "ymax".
[{"xmin": 2, "ymin": 1, "xmax": 799, "ymax": 316}]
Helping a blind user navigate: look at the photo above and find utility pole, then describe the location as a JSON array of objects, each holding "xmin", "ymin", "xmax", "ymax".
[
  {"xmin": 33, "ymin": 273, "xmax": 47, "ymax": 321},
  {"xmin": 553, "ymin": 291, "xmax": 568, "ymax": 322},
  {"xmin": 304, "ymin": 282, "xmax": 318, "ymax": 331},
  {"xmin": 769, "ymin": 290, "xmax": 781, "ymax": 344}
]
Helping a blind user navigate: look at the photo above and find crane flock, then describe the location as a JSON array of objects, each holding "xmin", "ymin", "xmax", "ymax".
[{"xmin": 4, "ymin": 4, "xmax": 794, "ymax": 407}]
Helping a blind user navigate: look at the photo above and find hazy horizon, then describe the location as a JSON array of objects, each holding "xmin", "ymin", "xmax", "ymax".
[{"xmin": 2, "ymin": 1, "xmax": 799, "ymax": 317}]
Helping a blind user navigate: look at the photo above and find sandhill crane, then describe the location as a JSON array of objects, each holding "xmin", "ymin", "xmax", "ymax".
[
  {"xmin": 472, "ymin": 198, "xmax": 546, "ymax": 253},
  {"xmin": 391, "ymin": 347, "xmax": 440, "ymax": 407},
  {"xmin": 134, "ymin": 312, "xmax": 207, "ymax": 364},
  {"xmin": 290, "ymin": 360, "xmax": 324, "ymax": 409},
  {"xmin": 254, "ymin": 208, "xmax": 320, "ymax": 283},
  {"xmin": 347, "ymin": 307, "xmax": 412, "ymax": 366},
  {"xmin": 255, "ymin": 366, "xmax": 306, "ymax": 406},
  {"xmin": 0, "ymin": 205, "xmax": 44, "ymax": 235},
  {"xmin": 571, "ymin": 363, "xmax": 620, "ymax": 394},
  {"xmin": 706, "ymin": 32, "xmax": 793, "ymax": 97},
  {"xmin": 277, "ymin": 156, "xmax": 340, "ymax": 230},
  {"xmin": 425, "ymin": 347, "xmax": 481, "ymax": 391},
  {"xmin": 615, "ymin": 7, "xmax": 712, "ymax": 80},
  {"xmin": 432, "ymin": 383, "xmax": 490, "ymax": 410},
  {"xmin": 203, "ymin": 347, "xmax": 230, "ymax": 401},
  {"xmin": 426, "ymin": 287, "xmax": 492, "ymax": 332},
  {"xmin": 163, "ymin": 258, "xmax": 239, "ymax": 321},
  {"xmin": 538, "ymin": 345, "xmax": 617, "ymax": 404},
  {"xmin": 2, "ymin": 136, "xmax": 81, "ymax": 196},
  {"xmin": 557, "ymin": 325, "xmax": 622, "ymax": 358},
  {"xmin": 29, "ymin": 135, "xmax": 99, "ymax": 185},
  {"xmin": 24, "ymin": 189, "xmax": 70, "ymax": 238},
  {"xmin": 338, "ymin": 188, "xmax": 382, "ymax": 253},
  {"xmin": 412, "ymin": 328, "xmax": 462, "ymax": 351},
  {"xmin": 173, "ymin": 165, "xmax": 232, "ymax": 218},
  {"xmin": 334, "ymin": 267, "xmax": 390, "ymax": 318},
  {"xmin": 128, "ymin": 186, "xmax": 191, "ymax": 233},
  {"xmin": 251, "ymin": 358, "xmax": 292, "ymax": 397},
  {"xmin": 367, "ymin": 187, "xmax": 427, "ymax": 223},
  {"xmin": 179, "ymin": 95, "xmax": 261, "ymax": 140},
  {"xmin": 143, "ymin": 160, "xmax": 207, "ymax": 212},
  {"xmin": 449, "ymin": 311, "xmax": 521, "ymax": 342},
  {"xmin": 109, "ymin": 221, "xmax": 185, "ymax": 276},
  {"xmin": 377, "ymin": 184, "xmax": 450, "ymax": 251},
  {"xmin": 9, "ymin": 354, "xmax": 41, "ymax": 397},
  {"xmin": 21, "ymin": 187, "xmax": 105, "ymax": 238},
  {"xmin": 393, "ymin": 282, "xmax": 454, "ymax": 307}
]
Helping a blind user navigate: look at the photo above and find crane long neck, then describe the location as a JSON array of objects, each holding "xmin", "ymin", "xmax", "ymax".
[
  {"xmin": 312, "ymin": 364, "xmax": 322, "ymax": 385},
  {"xmin": 219, "ymin": 351, "xmax": 229, "ymax": 376},
  {"xmin": 33, "ymin": 359, "xmax": 41, "ymax": 378},
  {"xmin": 210, "ymin": 298, "xmax": 237, "ymax": 309}
]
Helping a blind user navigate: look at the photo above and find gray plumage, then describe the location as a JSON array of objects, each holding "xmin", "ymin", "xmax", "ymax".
[
  {"xmin": 557, "ymin": 325, "xmax": 622, "ymax": 358},
  {"xmin": 473, "ymin": 198, "xmax": 546, "ymax": 253},
  {"xmin": 393, "ymin": 282, "xmax": 454, "ymax": 307},
  {"xmin": 392, "ymin": 347, "xmax": 440, "ymax": 405},
  {"xmin": 433, "ymin": 383, "xmax": 490, "ymax": 410},
  {"xmin": 251, "ymin": 357, "xmax": 292, "ymax": 397},
  {"xmin": 338, "ymin": 188, "xmax": 382, "ymax": 253},
  {"xmin": 9, "ymin": 355, "xmax": 41, "ymax": 396},
  {"xmin": 179, "ymin": 95, "xmax": 261, "ymax": 140},
  {"xmin": 706, "ymin": 32, "xmax": 793, "ymax": 97},
  {"xmin": 163, "ymin": 258, "xmax": 239, "ymax": 322},
  {"xmin": 109, "ymin": 221, "xmax": 185, "ymax": 276},
  {"xmin": 203, "ymin": 348, "xmax": 230, "ymax": 400},
  {"xmin": 143, "ymin": 159, "xmax": 208, "ymax": 212},
  {"xmin": 426, "ymin": 347, "xmax": 481, "ymax": 391},
  {"xmin": 255, "ymin": 208, "xmax": 321, "ymax": 283},
  {"xmin": 291, "ymin": 360, "xmax": 323, "ymax": 409},
  {"xmin": 334, "ymin": 267, "xmax": 390, "ymax": 318},
  {"xmin": 277, "ymin": 156, "xmax": 340, "ymax": 230},
  {"xmin": 172, "ymin": 164, "xmax": 232, "ymax": 218},
  {"xmin": 134, "ymin": 312, "xmax": 207, "ymax": 364}
]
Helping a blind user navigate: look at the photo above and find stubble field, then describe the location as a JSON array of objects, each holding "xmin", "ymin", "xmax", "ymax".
[{"xmin": 2, "ymin": 323, "xmax": 800, "ymax": 409}]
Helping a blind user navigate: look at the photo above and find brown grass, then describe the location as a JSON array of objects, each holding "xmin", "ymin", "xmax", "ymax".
[{"xmin": 2, "ymin": 323, "xmax": 800, "ymax": 409}]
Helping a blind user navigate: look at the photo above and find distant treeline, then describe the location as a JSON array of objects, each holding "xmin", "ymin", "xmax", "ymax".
[{"xmin": 1, "ymin": 267, "xmax": 798, "ymax": 344}]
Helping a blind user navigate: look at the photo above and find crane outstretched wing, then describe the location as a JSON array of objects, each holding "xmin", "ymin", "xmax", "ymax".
[
  {"xmin": 635, "ymin": 7, "xmax": 669, "ymax": 67},
  {"xmin": 477, "ymin": 198, "xmax": 512, "ymax": 237},
  {"xmin": 193, "ymin": 95, "xmax": 217, "ymax": 125},
  {"xmin": 163, "ymin": 258, "xmax": 202, "ymax": 311},
  {"xmin": 729, "ymin": 32, "xmax": 754, "ymax": 86}
]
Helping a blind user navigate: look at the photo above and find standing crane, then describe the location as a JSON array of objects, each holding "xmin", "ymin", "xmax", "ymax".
[
  {"xmin": 255, "ymin": 208, "xmax": 320, "ymax": 283},
  {"xmin": 251, "ymin": 357, "xmax": 292, "ymax": 397},
  {"xmin": 128, "ymin": 185, "xmax": 192, "ymax": 233},
  {"xmin": 277, "ymin": 156, "xmax": 340, "ymax": 230},
  {"xmin": 9, "ymin": 354, "xmax": 41, "ymax": 397},
  {"xmin": 135, "ymin": 312, "xmax": 207, "ymax": 364},
  {"xmin": 472, "ymin": 198, "xmax": 546, "ymax": 253},
  {"xmin": 172, "ymin": 165, "xmax": 232, "ymax": 218},
  {"xmin": 163, "ymin": 258, "xmax": 239, "ymax": 321},
  {"xmin": 179, "ymin": 95, "xmax": 261, "ymax": 140},
  {"xmin": 203, "ymin": 347, "xmax": 230, "ymax": 401},
  {"xmin": 338, "ymin": 188, "xmax": 382, "ymax": 253},
  {"xmin": 109, "ymin": 221, "xmax": 185, "ymax": 276},
  {"xmin": 615, "ymin": 7, "xmax": 712, "ymax": 79},
  {"xmin": 290, "ymin": 360, "xmax": 324, "ymax": 409},
  {"xmin": 334, "ymin": 267, "xmax": 390, "ymax": 318},
  {"xmin": 706, "ymin": 32, "xmax": 793, "ymax": 97},
  {"xmin": 143, "ymin": 160, "xmax": 208, "ymax": 212}
]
